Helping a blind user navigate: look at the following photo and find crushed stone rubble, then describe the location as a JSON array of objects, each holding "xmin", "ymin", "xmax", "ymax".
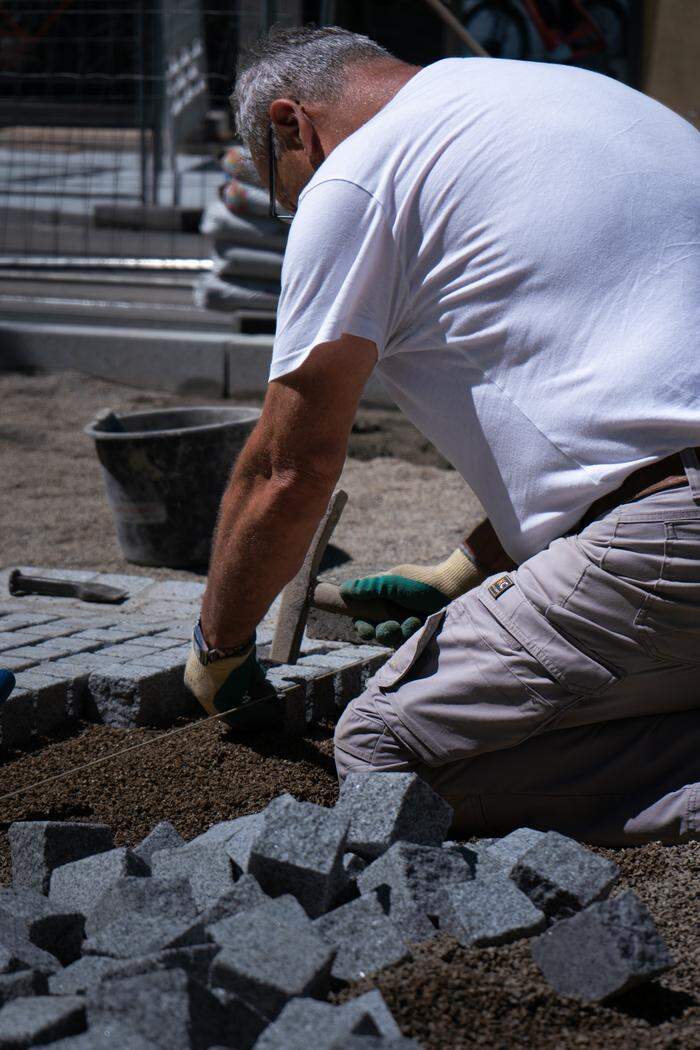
[{"xmin": 0, "ymin": 772, "xmax": 674, "ymax": 1047}]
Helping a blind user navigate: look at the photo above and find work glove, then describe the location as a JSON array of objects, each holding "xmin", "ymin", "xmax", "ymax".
[
  {"xmin": 0, "ymin": 669, "xmax": 15, "ymax": 703},
  {"xmin": 340, "ymin": 547, "xmax": 485, "ymax": 647},
  {"xmin": 184, "ymin": 642, "xmax": 278, "ymax": 730}
]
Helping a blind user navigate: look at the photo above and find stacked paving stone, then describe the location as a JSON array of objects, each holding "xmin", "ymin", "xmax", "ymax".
[
  {"xmin": 0, "ymin": 774, "xmax": 673, "ymax": 1047},
  {"xmin": 0, "ymin": 568, "xmax": 393, "ymax": 752}
]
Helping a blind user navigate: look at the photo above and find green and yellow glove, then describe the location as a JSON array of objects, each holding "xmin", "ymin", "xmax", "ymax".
[
  {"xmin": 340, "ymin": 547, "xmax": 485, "ymax": 647},
  {"xmin": 184, "ymin": 639, "xmax": 277, "ymax": 730}
]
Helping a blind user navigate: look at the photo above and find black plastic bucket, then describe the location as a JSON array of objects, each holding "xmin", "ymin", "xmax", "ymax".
[{"xmin": 85, "ymin": 406, "xmax": 261, "ymax": 569}]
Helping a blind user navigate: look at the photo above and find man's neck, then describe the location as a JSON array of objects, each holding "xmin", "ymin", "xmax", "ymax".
[{"xmin": 318, "ymin": 60, "xmax": 422, "ymax": 156}]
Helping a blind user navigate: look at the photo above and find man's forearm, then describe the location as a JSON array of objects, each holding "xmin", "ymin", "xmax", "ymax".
[{"xmin": 200, "ymin": 444, "xmax": 337, "ymax": 649}]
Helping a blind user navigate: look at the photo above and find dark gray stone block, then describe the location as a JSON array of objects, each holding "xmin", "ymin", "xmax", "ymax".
[
  {"xmin": 313, "ymin": 891, "xmax": 411, "ymax": 981},
  {"xmin": 331, "ymin": 1038, "xmax": 421, "ymax": 1049},
  {"xmin": 84, "ymin": 911, "xmax": 207, "ymax": 959},
  {"xmin": 0, "ymin": 888, "xmax": 84, "ymax": 965},
  {"xmin": 440, "ymin": 875, "xmax": 547, "ymax": 947},
  {"xmin": 253, "ymin": 997, "xmax": 380, "ymax": 1049},
  {"xmin": 531, "ymin": 890, "xmax": 673, "ymax": 1002},
  {"xmin": 0, "ymin": 969, "xmax": 48, "ymax": 1007},
  {"xmin": 197, "ymin": 874, "xmax": 268, "ymax": 928},
  {"xmin": 86, "ymin": 663, "xmax": 197, "ymax": 728},
  {"xmin": 102, "ymin": 946, "xmax": 218, "ymax": 987},
  {"xmin": 357, "ymin": 842, "xmax": 473, "ymax": 941},
  {"xmin": 189, "ymin": 813, "xmax": 268, "ymax": 878},
  {"xmin": 150, "ymin": 844, "xmax": 237, "ymax": 911},
  {"xmin": 44, "ymin": 1020, "xmax": 152, "ymax": 1050},
  {"xmin": 336, "ymin": 772, "xmax": 453, "ymax": 859},
  {"xmin": 480, "ymin": 828, "xmax": 546, "ymax": 875},
  {"xmin": 49, "ymin": 955, "xmax": 124, "ymax": 995},
  {"xmin": 9, "ymin": 821, "xmax": 114, "ymax": 894},
  {"xmin": 248, "ymin": 794, "xmax": 349, "ymax": 917},
  {"xmin": 511, "ymin": 831, "xmax": 619, "ymax": 919},
  {"xmin": 339, "ymin": 990, "xmax": 403, "ymax": 1039},
  {"xmin": 85, "ymin": 876, "xmax": 197, "ymax": 936},
  {"xmin": 49, "ymin": 847, "xmax": 149, "ymax": 915},
  {"xmin": 209, "ymin": 896, "xmax": 335, "ymax": 1020},
  {"xmin": 133, "ymin": 822, "xmax": 185, "ymax": 866},
  {"xmin": 0, "ymin": 995, "xmax": 86, "ymax": 1045},
  {"xmin": 88, "ymin": 968, "xmax": 231, "ymax": 1050},
  {"xmin": 207, "ymin": 894, "xmax": 309, "ymax": 951},
  {"xmin": 0, "ymin": 913, "xmax": 60, "ymax": 974},
  {"xmin": 207, "ymin": 987, "xmax": 268, "ymax": 1050}
]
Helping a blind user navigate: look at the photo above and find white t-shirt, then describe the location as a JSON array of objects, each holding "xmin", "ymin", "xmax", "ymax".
[{"xmin": 271, "ymin": 58, "xmax": 700, "ymax": 563}]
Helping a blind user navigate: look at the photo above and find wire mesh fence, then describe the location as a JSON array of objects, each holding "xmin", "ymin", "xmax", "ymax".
[
  {"xmin": 0, "ymin": 2, "xmax": 302, "ymax": 264},
  {"xmin": 0, "ymin": 1, "xmax": 639, "ymax": 268}
]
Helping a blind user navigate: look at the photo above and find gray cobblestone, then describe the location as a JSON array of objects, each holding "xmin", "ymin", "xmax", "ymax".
[
  {"xmin": 86, "ymin": 664, "xmax": 197, "ymax": 727},
  {"xmin": 0, "ymin": 631, "xmax": 41, "ymax": 652},
  {"xmin": 0, "ymin": 653, "xmax": 40, "ymax": 671}
]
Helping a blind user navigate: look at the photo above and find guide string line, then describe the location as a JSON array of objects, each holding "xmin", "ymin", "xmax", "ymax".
[{"xmin": 0, "ymin": 697, "xmax": 272, "ymax": 806}]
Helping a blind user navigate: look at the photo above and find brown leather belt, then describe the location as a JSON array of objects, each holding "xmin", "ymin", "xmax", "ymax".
[{"xmin": 576, "ymin": 448, "xmax": 698, "ymax": 532}]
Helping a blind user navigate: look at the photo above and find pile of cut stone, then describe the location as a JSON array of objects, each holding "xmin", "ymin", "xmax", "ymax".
[{"xmin": 0, "ymin": 773, "xmax": 672, "ymax": 1048}]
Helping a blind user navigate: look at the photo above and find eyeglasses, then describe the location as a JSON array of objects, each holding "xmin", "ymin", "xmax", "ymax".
[{"xmin": 267, "ymin": 123, "xmax": 295, "ymax": 225}]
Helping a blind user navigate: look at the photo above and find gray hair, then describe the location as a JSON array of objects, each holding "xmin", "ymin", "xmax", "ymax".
[{"xmin": 232, "ymin": 26, "xmax": 392, "ymax": 165}]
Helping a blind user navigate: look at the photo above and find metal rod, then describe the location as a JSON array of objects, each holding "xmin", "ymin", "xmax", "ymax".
[{"xmin": 422, "ymin": 0, "xmax": 490, "ymax": 57}]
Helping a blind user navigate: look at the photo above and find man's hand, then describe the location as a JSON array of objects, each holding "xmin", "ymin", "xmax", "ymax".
[
  {"xmin": 184, "ymin": 644, "xmax": 276, "ymax": 729},
  {"xmin": 340, "ymin": 547, "xmax": 485, "ymax": 646}
]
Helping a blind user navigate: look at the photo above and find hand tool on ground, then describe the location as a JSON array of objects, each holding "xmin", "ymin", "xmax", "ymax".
[
  {"xmin": 270, "ymin": 490, "xmax": 408, "ymax": 664},
  {"xmin": 8, "ymin": 569, "xmax": 129, "ymax": 605}
]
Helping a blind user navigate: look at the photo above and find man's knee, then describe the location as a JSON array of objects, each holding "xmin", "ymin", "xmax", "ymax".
[{"xmin": 334, "ymin": 689, "xmax": 415, "ymax": 781}]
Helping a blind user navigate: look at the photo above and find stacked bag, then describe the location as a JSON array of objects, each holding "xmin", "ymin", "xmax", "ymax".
[{"xmin": 195, "ymin": 146, "xmax": 287, "ymax": 314}]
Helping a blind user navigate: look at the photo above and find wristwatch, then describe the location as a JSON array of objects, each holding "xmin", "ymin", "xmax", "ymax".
[{"xmin": 192, "ymin": 619, "xmax": 256, "ymax": 666}]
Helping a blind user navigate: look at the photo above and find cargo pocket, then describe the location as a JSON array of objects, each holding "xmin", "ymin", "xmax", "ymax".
[
  {"xmin": 634, "ymin": 593, "xmax": 700, "ymax": 664},
  {"xmin": 476, "ymin": 575, "xmax": 617, "ymax": 706},
  {"xmin": 373, "ymin": 609, "xmax": 447, "ymax": 692}
]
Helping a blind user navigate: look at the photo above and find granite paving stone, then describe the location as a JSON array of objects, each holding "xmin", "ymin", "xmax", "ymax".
[
  {"xmin": 253, "ymin": 997, "xmax": 380, "ymax": 1050},
  {"xmin": 313, "ymin": 891, "xmax": 411, "ymax": 981},
  {"xmin": 480, "ymin": 828, "xmax": 547, "ymax": 876},
  {"xmin": 9, "ymin": 821, "xmax": 114, "ymax": 894},
  {"xmin": 248, "ymin": 794, "xmax": 349, "ymax": 917},
  {"xmin": 86, "ymin": 663, "xmax": 198, "ymax": 727},
  {"xmin": 531, "ymin": 890, "xmax": 673, "ymax": 1001},
  {"xmin": 44, "ymin": 1019, "xmax": 153, "ymax": 1049},
  {"xmin": 339, "ymin": 990, "xmax": 404, "ymax": 1039},
  {"xmin": 133, "ymin": 821, "xmax": 185, "ymax": 866},
  {"xmin": 150, "ymin": 844, "xmax": 238, "ymax": 911},
  {"xmin": 439, "ymin": 875, "xmax": 547, "ymax": 947},
  {"xmin": 336, "ymin": 772, "xmax": 453, "ymax": 859},
  {"xmin": 209, "ymin": 896, "xmax": 335, "ymax": 1020},
  {"xmin": 197, "ymin": 874, "xmax": 269, "ymax": 927},
  {"xmin": 50, "ymin": 847, "xmax": 149, "ymax": 915},
  {"xmin": 49, "ymin": 955, "xmax": 126, "ymax": 996},
  {"xmin": 0, "ymin": 995, "xmax": 86, "ymax": 1046},
  {"xmin": 0, "ymin": 969, "xmax": 48, "ymax": 1007},
  {"xmin": 83, "ymin": 913, "xmax": 207, "ymax": 959},
  {"xmin": 0, "ymin": 887, "xmax": 85, "ymax": 964},
  {"xmin": 88, "ymin": 968, "xmax": 231, "ymax": 1050},
  {"xmin": 511, "ymin": 831, "xmax": 620, "ymax": 919},
  {"xmin": 84, "ymin": 876, "xmax": 197, "ymax": 936},
  {"xmin": 0, "ymin": 912, "xmax": 61, "ymax": 974},
  {"xmin": 358, "ymin": 842, "xmax": 474, "ymax": 940}
]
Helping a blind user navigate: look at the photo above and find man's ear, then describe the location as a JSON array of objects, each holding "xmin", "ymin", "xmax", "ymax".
[
  {"xmin": 269, "ymin": 98, "xmax": 303, "ymax": 151},
  {"xmin": 270, "ymin": 97, "xmax": 324, "ymax": 168}
]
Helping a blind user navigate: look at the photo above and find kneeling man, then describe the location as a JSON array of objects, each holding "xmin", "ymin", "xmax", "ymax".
[{"xmin": 185, "ymin": 27, "xmax": 700, "ymax": 845}]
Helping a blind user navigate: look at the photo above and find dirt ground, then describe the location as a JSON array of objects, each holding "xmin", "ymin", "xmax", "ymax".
[{"xmin": 0, "ymin": 370, "xmax": 698, "ymax": 1048}]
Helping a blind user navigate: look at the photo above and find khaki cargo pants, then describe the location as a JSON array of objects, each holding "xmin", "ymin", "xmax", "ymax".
[{"xmin": 335, "ymin": 481, "xmax": 700, "ymax": 845}]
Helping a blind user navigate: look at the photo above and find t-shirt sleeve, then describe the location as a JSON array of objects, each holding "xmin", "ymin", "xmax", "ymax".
[{"xmin": 269, "ymin": 179, "xmax": 406, "ymax": 381}]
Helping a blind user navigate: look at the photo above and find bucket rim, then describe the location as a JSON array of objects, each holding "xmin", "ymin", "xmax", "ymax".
[{"xmin": 84, "ymin": 405, "xmax": 262, "ymax": 441}]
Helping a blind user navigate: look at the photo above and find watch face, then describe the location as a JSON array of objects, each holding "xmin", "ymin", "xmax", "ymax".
[{"xmin": 193, "ymin": 620, "xmax": 208, "ymax": 657}]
